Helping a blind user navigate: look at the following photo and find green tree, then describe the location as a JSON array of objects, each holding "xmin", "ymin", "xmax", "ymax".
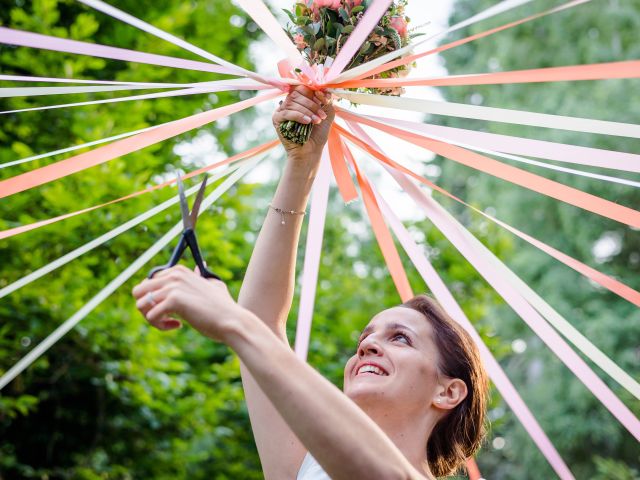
[{"xmin": 430, "ymin": 0, "xmax": 640, "ymax": 478}]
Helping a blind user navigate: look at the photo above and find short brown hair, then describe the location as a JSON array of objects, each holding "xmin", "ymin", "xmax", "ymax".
[{"xmin": 401, "ymin": 294, "xmax": 489, "ymax": 477}]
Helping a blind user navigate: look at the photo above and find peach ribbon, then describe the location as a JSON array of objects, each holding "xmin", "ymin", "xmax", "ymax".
[
  {"xmin": 334, "ymin": 117, "xmax": 640, "ymax": 308},
  {"xmin": 0, "ymin": 90, "xmax": 283, "ymax": 199},
  {"xmin": 331, "ymin": 60, "xmax": 640, "ymax": 89},
  {"xmin": 0, "ymin": 140, "xmax": 279, "ymax": 240},
  {"xmin": 340, "ymin": 120, "xmax": 640, "ymax": 401},
  {"xmin": 336, "ymin": 109, "xmax": 640, "ymax": 228},
  {"xmin": 343, "ymin": 0, "xmax": 591, "ymax": 82},
  {"xmin": 327, "ymin": 126, "xmax": 359, "ymax": 203}
]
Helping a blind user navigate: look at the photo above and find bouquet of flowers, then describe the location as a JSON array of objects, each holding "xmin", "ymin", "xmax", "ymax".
[{"xmin": 281, "ymin": 0, "xmax": 417, "ymax": 144}]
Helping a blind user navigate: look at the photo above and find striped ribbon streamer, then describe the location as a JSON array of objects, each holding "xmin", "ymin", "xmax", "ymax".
[
  {"xmin": 0, "ymin": 156, "xmax": 263, "ymax": 300},
  {"xmin": 372, "ymin": 190, "xmax": 575, "ymax": 479},
  {"xmin": 294, "ymin": 151, "xmax": 331, "ymax": 361},
  {"xmin": 0, "ymin": 27, "xmax": 237, "ymax": 75},
  {"xmin": 332, "ymin": 90, "xmax": 640, "ymax": 139},
  {"xmin": 343, "ymin": 120, "xmax": 640, "ymax": 400},
  {"xmin": 358, "ymin": 115, "xmax": 640, "ymax": 189},
  {"xmin": 330, "ymin": 0, "xmax": 535, "ymax": 84},
  {"xmin": 324, "ymin": 0, "xmax": 393, "ymax": 82},
  {"xmin": 1, "ymin": 82, "xmax": 271, "ymax": 115},
  {"xmin": 343, "ymin": 0, "xmax": 591, "ymax": 83},
  {"xmin": 0, "ymin": 74, "xmax": 194, "ymax": 86},
  {"xmin": 332, "ymin": 60, "xmax": 640, "ymax": 89},
  {"xmin": 0, "ymin": 139, "xmax": 279, "ymax": 240},
  {"xmin": 0, "ymin": 159, "xmax": 260, "ymax": 391},
  {"xmin": 358, "ymin": 113, "xmax": 640, "ymax": 173},
  {"xmin": 0, "ymin": 90, "xmax": 282, "ymax": 199}
]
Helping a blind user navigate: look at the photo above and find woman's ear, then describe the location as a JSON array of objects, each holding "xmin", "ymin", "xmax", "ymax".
[{"xmin": 432, "ymin": 378, "xmax": 468, "ymax": 410}]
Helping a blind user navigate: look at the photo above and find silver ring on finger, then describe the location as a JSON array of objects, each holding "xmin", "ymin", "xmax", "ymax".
[{"xmin": 146, "ymin": 292, "xmax": 157, "ymax": 307}]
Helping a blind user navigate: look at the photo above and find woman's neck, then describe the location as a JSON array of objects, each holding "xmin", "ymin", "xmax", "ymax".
[{"xmin": 363, "ymin": 405, "xmax": 439, "ymax": 480}]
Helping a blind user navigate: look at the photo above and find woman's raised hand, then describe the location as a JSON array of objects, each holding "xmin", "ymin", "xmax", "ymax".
[
  {"xmin": 272, "ymin": 85, "xmax": 334, "ymax": 162},
  {"xmin": 132, "ymin": 265, "xmax": 247, "ymax": 342}
]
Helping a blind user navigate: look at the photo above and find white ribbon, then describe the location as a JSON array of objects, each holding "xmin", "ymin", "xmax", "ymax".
[
  {"xmin": 1, "ymin": 81, "xmax": 270, "ymax": 115},
  {"xmin": 0, "ymin": 157, "xmax": 262, "ymax": 300},
  {"xmin": 359, "ymin": 113, "xmax": 640, "ymax": 173},
  {"xmin": 234, "ymin": 0, "xmax": 304, "ymax": 69},
  {"xmin": 0, "ymin": 85, "xmax": 169, "ymax": 98},
  {"xmin": 333, "ymin": 90, "xmax": 640, "ymax": 139},
  {"xmin": 0, "ymin": 158, "xmax": 260, "ymax": 391},
  {"xmin": 294, "ymin": 151, "xmax": 331, "ymax": 361},
  {"xmin": 373, "ymin": 190, "xmax": 575, "ymax": 480},
  {"xmin": 77, "ymin": 0, "xmax": 251, "ymax": 74},
  {"xmin": 368, "ymin": 116, "xmax": 640, "ymax": 188},
  {"xmin": 0, "ymin": 74, "xmax": 192, "ymax": 87},
  {"xmin": 330, "ymin": 0, "xmax": 535, "ymax": 83},
  {"xmin": 347, "ymin": 120, "xmax": 640, "ymax": 401},
  {"xmin": 0, "ymin": 126, "xmax": 156, "ymax": 170}
]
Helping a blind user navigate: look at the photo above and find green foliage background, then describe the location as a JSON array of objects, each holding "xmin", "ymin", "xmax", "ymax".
[{"xmin": 0, "ymin": 0, "xmax": 638, "ymax": 479}]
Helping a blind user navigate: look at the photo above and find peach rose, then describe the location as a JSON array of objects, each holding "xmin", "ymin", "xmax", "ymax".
[
  {"xmin": 313, "ymin": 0, "xmax": 341, "ymax": 10},
  {"xmin": 389, "ymin": 15, "xmax": 408, "ymax": 38}
]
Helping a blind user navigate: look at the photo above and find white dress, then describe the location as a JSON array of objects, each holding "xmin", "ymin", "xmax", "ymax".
[{"xmin": 297, "ymin": 453, "xmax": 331, "ymax": 480}]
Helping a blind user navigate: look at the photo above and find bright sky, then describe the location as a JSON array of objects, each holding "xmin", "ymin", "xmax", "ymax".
[{"xmin": 177, "ymin": 0, "xmax": 457, "ymax": 219}]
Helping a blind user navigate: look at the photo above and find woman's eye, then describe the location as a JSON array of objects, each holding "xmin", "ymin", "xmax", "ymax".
[{"xmin": 391, "ymin": 333, "xmax": 410, "ymax": 344}]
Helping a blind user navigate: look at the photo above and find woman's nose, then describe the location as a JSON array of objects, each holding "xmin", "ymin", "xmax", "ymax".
[{"xmin": 358, "ymin": 336, "xmax": 382, "ymax": 357}]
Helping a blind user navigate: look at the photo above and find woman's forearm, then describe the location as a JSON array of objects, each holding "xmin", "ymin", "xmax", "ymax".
[
  {"xmin": 227, "ymin": 311, "xmax": 423, "ymax": 480},
  {"xmin": 237, "ymin": 153, "xmax": 320, "ymax": 335}
]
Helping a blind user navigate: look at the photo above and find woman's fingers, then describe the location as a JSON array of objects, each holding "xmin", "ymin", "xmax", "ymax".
[{"xmin": 273, "ymin": 86, "xmax": 331, "ymax": 127}]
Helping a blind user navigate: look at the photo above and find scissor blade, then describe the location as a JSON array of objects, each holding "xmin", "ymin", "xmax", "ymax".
[
  {"xmin": 177, "ymin": 174, "xmax": 192, "ymax": 230},
  {"xmin": 189, "ymin": 175, "xmax": 209, "ymax": 227}
]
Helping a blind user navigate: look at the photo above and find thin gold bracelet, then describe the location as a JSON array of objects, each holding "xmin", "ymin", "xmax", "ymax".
[{"xmin": 269, "ymin": 204, "xmax": 306, "ymax": 225}]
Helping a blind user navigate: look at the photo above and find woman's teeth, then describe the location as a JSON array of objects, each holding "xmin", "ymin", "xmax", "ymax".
[{"xmin": 357, "ymin": 365, "xmax": 387, "ymax": 376}]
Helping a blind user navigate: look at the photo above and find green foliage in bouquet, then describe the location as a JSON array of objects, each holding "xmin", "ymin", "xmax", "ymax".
[{"xmin": 280, "ymin": 0, "xmax": 419, "ymax": 144}]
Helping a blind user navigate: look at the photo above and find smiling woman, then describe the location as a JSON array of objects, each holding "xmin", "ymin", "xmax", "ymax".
[{"xmin": 132, "ymin": 86, "xmax": 489, "ymax": 480}]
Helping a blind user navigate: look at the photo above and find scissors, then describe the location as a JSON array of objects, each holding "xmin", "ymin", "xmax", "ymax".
[{"xmin": 148, "ymin": 174, "xmax": 221, "ymax": 280}]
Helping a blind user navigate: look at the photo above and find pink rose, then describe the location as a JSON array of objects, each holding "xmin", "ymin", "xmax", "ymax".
[
  {"xmin": 293, "ymin": 33, "xmax": 307, "ymax": 49},
  {"xmin": 312, "ymin": 0, "xmax": 342, "ymax": 10},
  {"xmin": 389, "ymin": 15, "xmax": 408, "ymax": 38},
  {"xmin": 347, "ymin": 0, "xmax": 363, "ymax": 6}
]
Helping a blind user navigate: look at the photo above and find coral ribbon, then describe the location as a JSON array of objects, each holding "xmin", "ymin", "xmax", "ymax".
[
  {"xmin": 0, "ymin": 27, "xmax": 236, "ymax": 75},
  {"xmin": 0, "ymin": 140, "xmax": 279, "ymax": 240},
  {"xmin": 327, "ymin": 126, "xmax": 359, "ymax": 203},
  {"xmin": 336, "ymin": 109, "xmax": 640, "ymax": 228},
  {"xmin": 343, "ymin": 142, "xmax": 413, "ymax": 301},
  {"xmin": 344, "ymin": 0, "xmax": 591, "ymax": 82},
  {"xmin": 0, "ymin": 90, "xmax": 283, "ymax": 199},
  {"xmin": 331, "ymin": 60, "xmax": 640, "ymax": 89}
]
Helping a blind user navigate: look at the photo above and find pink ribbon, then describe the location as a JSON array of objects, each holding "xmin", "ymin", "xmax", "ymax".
[
  {"xmin": 343, "ymin": 123, "xmax": 640, "ymax": 443},
  {"xmin": 373, "ymin": 190, "xmax": 575, "ymax": 480},
  {"xmin": 325, "ymin": 0, "xmax": 393, "ymax": 82},
  {"xmin": 0, "ymin": 27, "xmax": 237, "ymax": 75},
  {"xmin": 294, "ymin": 152, "xmax": 332, "ymax": 361},
  {"xmin": 0, "ymin": 90, "xmax": 283, "ymax": 199},
  {"xmin": 359, "ymin": 114, "xmax": 640, "ymax": 173}
]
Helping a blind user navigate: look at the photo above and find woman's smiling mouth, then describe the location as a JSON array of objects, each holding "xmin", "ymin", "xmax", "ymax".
[{"xmin": 356, "ymin": 364, "xmax": 389, "ymax": 376}]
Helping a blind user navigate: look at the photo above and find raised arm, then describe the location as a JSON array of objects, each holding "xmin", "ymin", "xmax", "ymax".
[
  {"xmin": 133, "ymin": 272, "xmax": 426, "ymax": 480},
  {"xmin": 236, "ymin": 86, "xmax": 334, "ymax": 479}
]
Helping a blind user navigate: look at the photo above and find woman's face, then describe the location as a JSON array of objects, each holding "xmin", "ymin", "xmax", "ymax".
[{"xmin": 343, "ymin": 307, "xmax": 442, "ymax": 414}]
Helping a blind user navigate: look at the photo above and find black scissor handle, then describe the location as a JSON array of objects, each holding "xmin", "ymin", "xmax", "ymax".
[
  {"xmin": 183, "ymin": 229, "xmax": 221, "ymax": 280},
  {"xmin": 148, "ymin": 236, "xmax": 188, "ymax": 279}
]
